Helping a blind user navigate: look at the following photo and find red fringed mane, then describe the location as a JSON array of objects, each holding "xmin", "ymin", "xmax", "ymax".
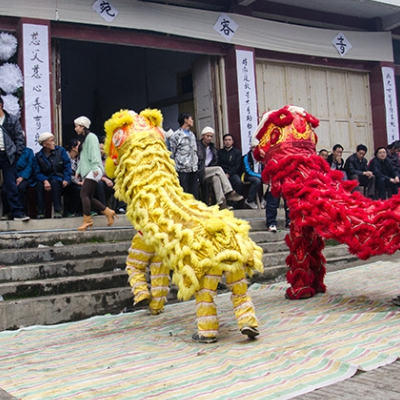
[{"xmin": 267, "ymin": 154, "xmax": 400, "ymax": 259}]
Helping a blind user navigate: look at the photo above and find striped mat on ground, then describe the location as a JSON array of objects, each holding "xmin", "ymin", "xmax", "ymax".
[{"xmin": 0, "ymin": 261, "xmax": 399, "ymax": 400}]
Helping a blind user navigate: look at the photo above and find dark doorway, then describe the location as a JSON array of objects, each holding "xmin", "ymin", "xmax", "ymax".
[{"xmin": 58, "ymin": 39, "xmax": 201, "ymax": 145}]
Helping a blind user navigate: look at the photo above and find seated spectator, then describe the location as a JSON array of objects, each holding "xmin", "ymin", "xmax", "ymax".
[
  {"xmin": 318, "ymin": 149, "xmax": 329, "ymax": 160},
  {"xmin": 344, "ymin": 144, "xmax": 375, "ymax": 199},
  {"xmin": 94, "ymin": 136, "xmax": 126, "ymax": 214},
  {"xmin": 386, "ymin": 140, "xmax": 400, "ymax": 176},
  {"xmin": 327, "ymin": 144, "xmax": 347, "ymax": 179},
  {"xmin": 369, "ymin": 146, "xmax": 400, "ymax": 200},
  {"xmin": 243, "ymin": 141, "xmax": 264, "ymax": 209},
  {"xmin": 1, "ymin": 146, "xmax": 35, "ymax": 220},
  {"xmin": 63, "ymin": 138, "xmax": 83, "ymax": 217},
  {"xmin": 217, "ymin": 133, "xmax": 243, "ymax": 200},
  {"xmin": 33, "ymin": 132, "xmax": 72, "ymax": 219},
  {"xmin": 197, "ymin": 126, "xmax": 243, "ymax": 210}
]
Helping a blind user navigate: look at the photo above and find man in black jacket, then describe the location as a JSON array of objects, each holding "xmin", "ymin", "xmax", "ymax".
[
  {"xmin": 217, "ymin": 133, "xmax": 243, "ymax": 196},
  {"xmin": 344, "ymin": 144, "xmax": 375, "ymax": 199},
  {"xmin": 197, "ymin": 126, "xmax": 243, "ymax": 209},
  {"xmin": 0, "ymin": 96, "xmax": 29, "ymax": 221}
]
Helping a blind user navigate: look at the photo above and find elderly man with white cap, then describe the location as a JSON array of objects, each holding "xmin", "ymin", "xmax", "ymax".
[
  {"xmin": 197, "ymin": 126, "xmax": 243, "ymax": 209},
  {"xmin": 33, "ymin": 132, "xmax": 72, "ymax": 219}
]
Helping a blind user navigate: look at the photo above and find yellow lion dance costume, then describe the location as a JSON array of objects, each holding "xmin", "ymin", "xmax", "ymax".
[{"xmin": 104, "ymin": 109, "xmax": 263, "ymax": 343}]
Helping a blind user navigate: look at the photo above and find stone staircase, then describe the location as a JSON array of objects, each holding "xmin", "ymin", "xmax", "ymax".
[{"xmin": 0, "ymin": 210, "xmax": 355, "ymax": 331}]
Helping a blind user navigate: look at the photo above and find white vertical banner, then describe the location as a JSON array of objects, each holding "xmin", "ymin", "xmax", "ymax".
[
  {"xmin": 236, "ymin": 49, "xmax": 258, "ymax": 155},
  {"xmin": 23, "ymin": 23, "xmax": 52, "ymax": 152},
  {"xmin": 382, "ymin": 66, "xmax": 399, "ymax": 143}
]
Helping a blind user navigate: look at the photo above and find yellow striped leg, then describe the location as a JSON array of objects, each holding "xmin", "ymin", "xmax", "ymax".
[
  {"xmin": 125, "ymin": 234, "xmax": 154, "ymax": 305},
  {"xmin": 195, "ymin": 268, "xmax": 221, "ymax": 338},
  {"xmin": 226, "ymin": 268, "xmax": 258, "ymax": 330},
  {"xmin": 148, "ymin": 255, "xmax": 170, "ymax": 315}
]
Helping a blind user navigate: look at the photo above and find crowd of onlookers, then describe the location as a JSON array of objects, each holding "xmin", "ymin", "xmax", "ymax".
[
  {"xmin": 319, "ymin": 141, "xmax": 400, "ymax": 201},
  {"xmin": 2, "ymin": 98, "xmax": 399, "ymax": 229},
  {"xmin": 169, "ymin": 112, "xmax": 289, "ymax": 233},
  {"xmin": 0, "ymin": 95, "xmax": 125, "ymax": 222},
  {"xmin": 169, "ymin": 112, "xmax": 267, "ymax": 212}
]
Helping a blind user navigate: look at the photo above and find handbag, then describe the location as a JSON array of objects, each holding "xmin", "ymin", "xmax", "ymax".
[{"xmin": 85, "ymin": 167, "xmax": 102, "ymax": 182}]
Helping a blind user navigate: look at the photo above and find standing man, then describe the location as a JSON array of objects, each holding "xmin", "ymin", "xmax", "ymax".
[
  {"xmin": 217, "ymin": 134, "xmax": 243, "ymax": 196},
  {"xmin": 0, "ymin": 96, "xmax": 29, "ymax": 221},
  {"xmin": 197, "ymin": 126, "xmax": 243, "ymax": 209},
  {"xmin": 344, "ymin": 144, "xmax": 375, "ymax": 199},
  {"xmin": 170, "ymin": 112, "xmax": 199, "ymax": 199}
]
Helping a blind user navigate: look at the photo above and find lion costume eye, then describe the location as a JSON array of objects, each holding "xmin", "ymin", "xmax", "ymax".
[
  {"xmin": 270, "ymin": 127, "xmax": 281, "ymax": 145},
  {"xmin": 113, "ymin": 129, "xmax": 127, "ymax": 148}
]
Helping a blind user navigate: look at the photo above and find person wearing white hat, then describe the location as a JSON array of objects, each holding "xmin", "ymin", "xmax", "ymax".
[
  {"xmin": 197, "ymin": 126, "xmax": 243, "ymax": 210},
  {"xmin": 33, "ymin": 131, "xmax": 72, "ymax": 219},
  {"xmin": 74, "ymin": 116, "xmax": 117, "ymax": 230}
]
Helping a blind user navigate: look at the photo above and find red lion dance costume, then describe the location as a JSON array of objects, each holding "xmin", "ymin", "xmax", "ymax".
[{"xmin": 253, "ymin": 105, "xmax": 400, "ymax": 300}]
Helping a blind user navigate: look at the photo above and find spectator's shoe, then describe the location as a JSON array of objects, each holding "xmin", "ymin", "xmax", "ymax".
[
  {"xmin": 285, "ymin": 222, "xmax": 291, "ymax": 231},
  {"xmin": 78, "ymin": 215, "xmax": 94, "ymax": 231},
  {"xmin": 218, "ymin": 199, "xmax": 233, "ymax": 210},
  {"xmin": 268, "ymin": 225, "xmax": 277, "ymax": 233},
  {"xmin": 261, "ymin": 198, "xmax": 267, "ymax": 209},
  {"xmin": 53, "ymin": 212, "xmax": 62, "ymax": 219},
  {"xmin": 102, "ymin": 207, "xmax": 118, "ymax": 226},
  {"xmin": 192, "ymin": 333, "xmax": 218, "ymax": 344},
  {"xmin": 226, "ymin": 190, "xmax": 244, "ymax": 202},
  {"xmin": 90, "ymin": 211, "xmax": 98, "ymax": 217},
  {"xmin": 241, "ymin": 326, "xmax": 260, "ymax": 339},
  {"xmin": 36, "ymin": 214, "xmax": 45, "ymax": 219},
  {"xmin": 13, "ymin": 213, "xmax": 30, "ymax": 222},
  {"xmin": 64, "ymin": 212, "xmax": 75, "ymax": 218},
  {"xmin": 1, "ymin": 214, "xmax": 11, "ymax": 220},
  {"xmin": 117, "ymin": 208, "xmax": 126, "ymax": 214},
  {"xmin": 244, "ymin": 199, "xmax": 258, "ymax": 209}
]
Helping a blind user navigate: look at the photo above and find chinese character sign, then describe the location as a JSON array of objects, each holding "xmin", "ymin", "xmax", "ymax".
[
  {"xmin": 92, "ymin": 0, "xmax": 119, "ymax": 23},
  {"xmin": 382, "ymin": 66, "xmax": 399, "ymax": 143},
  {"xmin": 332, "ymin": 32, "xmax": 352, "ymax": 57},
  {"xmin": 23, "ymin": 24, "xmax": 52, "ymax": 152},
  {"xmin": 236, "ymin": 49, "xmax": 258, "ymax": 155},
  {"xmin": 214, "ymin": 13, "xmax": 238, "ymax": 42}
]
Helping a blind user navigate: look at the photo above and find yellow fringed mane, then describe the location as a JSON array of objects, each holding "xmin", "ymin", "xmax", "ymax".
[{"xmin": 104, "ymin": 109, "xmax": 263, "ymax": 300}]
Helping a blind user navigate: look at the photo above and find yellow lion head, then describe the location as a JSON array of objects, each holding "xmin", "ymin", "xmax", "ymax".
[{"xmin": 103, "ymin": 108, "xmax": 164, "ymax": 178}]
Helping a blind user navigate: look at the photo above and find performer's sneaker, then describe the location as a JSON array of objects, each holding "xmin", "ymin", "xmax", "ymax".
[
  {"xmin": 268, "ymin": 225, "xmax": 277, "ymax": 233},
  {"xmin": 241, "ymin": 326, "xmax": 260, "ymax": 339},
  {"xmin": 391, "ymin": 297, "xmax": 400, "ymax": 307},
  {"xmin": 192, "ymin": 333, "xmax": 218, "ymax": 344}
]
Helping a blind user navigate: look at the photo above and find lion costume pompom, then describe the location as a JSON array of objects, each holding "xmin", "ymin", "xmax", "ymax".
[{"xmin": 104, "ymin": 109, "xmax": 263, "ymax": 342}]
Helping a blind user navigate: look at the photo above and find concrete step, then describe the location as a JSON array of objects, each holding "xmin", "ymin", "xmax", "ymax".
[
  {"xmin": 0, "ymin": 270, "xmax": 128, "ymax": 300},
  {"xmin": 0, "ymin": 287, "xmax": 134, "ymax": 330},
  {"xmin": 0, "ymin": 255, "xmax": 127, "ymax": 283},
  {"xmin": 0, "ymin": 241, "xmax": 130, "ymax": 266}
]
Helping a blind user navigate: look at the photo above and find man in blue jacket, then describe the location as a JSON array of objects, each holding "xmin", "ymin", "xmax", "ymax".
[
  {"xmin": 0, "ymin": 96, "xmax": 29, "ymax": 221},
  {"xmin": 33, "ymin": 132, "xmax": 71, "ymax": 218}
]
